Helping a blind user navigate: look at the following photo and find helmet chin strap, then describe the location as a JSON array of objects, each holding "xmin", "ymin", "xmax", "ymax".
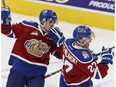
[
  {"xmin": 76, "ymin": 41, "xmax": 89, "ymax": 49},
  {"xmin": 40, "ymin": 21, "xmax": 46, "ymax": 28},
  {"xmin": 76, "ymin": 40, "xmax": 86, "ymax": 46},
  {"xmin": 40, "ymin": 22, "xmax": 49, "ymax": 32},
  {"xmin": 76, "ymin": 37, "xmax": 89, "ymax": 48}
]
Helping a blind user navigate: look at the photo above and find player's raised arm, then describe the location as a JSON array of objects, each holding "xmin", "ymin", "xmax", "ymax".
[
  {"xmin": 1, "ymin": 6, "xmax": 12, "ymax": 34},
  {"xmin": 93, "ymin": 46, "xmax": 114, "ymax": 79}
]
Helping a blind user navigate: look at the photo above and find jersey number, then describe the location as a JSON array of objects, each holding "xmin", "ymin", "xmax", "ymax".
[
  {"xmin": 88, "ymin": 61, "xmax": 97, "ymax": 73},
  {"xmin": 64, "ymin": 60, "xmax": 73, "ymax": 73}
]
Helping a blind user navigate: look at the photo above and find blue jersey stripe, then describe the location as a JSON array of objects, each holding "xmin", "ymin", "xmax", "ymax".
[{"xmin": 9, "ymin": 55, "xmax": 47, "ymax": 76}]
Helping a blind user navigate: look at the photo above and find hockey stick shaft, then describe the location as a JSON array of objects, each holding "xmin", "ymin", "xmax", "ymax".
[
  {"xmin": 2, "ymin": 0, "xmax": 6, "ymax": 7},
  {"xmin": 45, "ymin": 69, "xmax": 62, "ymax": 78},
  {"xmin": 1, "ymin": 0, "xmax": 11, "ymax": 26},
  {"xmin": 96, "ymin": 46, "xmax": 115, "ymax": 56},
  {"xmin": 45, "ymin": 46, "xmax": 115, "ymax": 78}
]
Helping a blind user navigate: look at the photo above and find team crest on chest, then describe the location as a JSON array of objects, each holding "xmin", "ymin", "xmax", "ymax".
[{"xmin": 24, "ymin": 39, "xmax": 50, "ymax": 57}]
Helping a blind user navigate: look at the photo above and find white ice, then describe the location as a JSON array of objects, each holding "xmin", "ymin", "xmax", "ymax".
[{"xmin": 1, "ymin": 13, "xmax": 115, "ymax": 87}]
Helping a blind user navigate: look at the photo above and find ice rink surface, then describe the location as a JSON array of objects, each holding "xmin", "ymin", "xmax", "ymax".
[{"xmin": 1, "ymin": 13, "xmax": 115, "ymax": 87}]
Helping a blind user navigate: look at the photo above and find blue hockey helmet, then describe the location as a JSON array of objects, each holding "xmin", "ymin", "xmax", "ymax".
[
  {"xmin": 73, "ymin": 25, "xmax": 95, "ymax": 41},
  {"xmin": 39, "ymin": 9, "xmax": 57, "ymax": 23}
]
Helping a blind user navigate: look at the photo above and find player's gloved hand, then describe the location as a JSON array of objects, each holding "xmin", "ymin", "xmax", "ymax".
[
  {"xmin": 48, "ymin": 27, "xmax": 65, "ymax": 47},
  {"xmin": 101, "ymin": 46, "xmax": 114, "ymax": 65},
  {"xmin": 92, "ymin": 53, "xmax": 98, "ymax": 60},
  {"xmin": 90, "ymin": 50, "xmax": 98, "ymax": 60},
  {"xmin": 89, "ymin": 50, "xmax": 98, "ymax": 60},
  {"xmin": 1, "ymin": 6, "xmax": 12, "ymax": 25}
]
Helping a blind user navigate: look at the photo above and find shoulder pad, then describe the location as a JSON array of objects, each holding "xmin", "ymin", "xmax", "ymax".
[
  {"xmin": 65, "ymin": 39, "xmax": 93, "ymax": 63},
  {"xmin": 74, "ymin": 50, "xmax": 93, "ymax": 63},
  {"xmin": 66, "ymin": 38, "xmax": 75, "ymax": 44},
  {"xmin": 22, "ymin": 20, "xmax": 38, "ymax": 29}
]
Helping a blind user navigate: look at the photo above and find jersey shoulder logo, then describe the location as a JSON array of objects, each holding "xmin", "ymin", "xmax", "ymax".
[
  {"xmin": 24, "ymin": 39, "xmax": 50, "ymax": 57},
  {"xmin": 30, "ymin": 31, "xmax": 38, "ymax": 36},
  {"xmin": 82, "ymin": 51, "xmax": 90, "ymax": 59}
]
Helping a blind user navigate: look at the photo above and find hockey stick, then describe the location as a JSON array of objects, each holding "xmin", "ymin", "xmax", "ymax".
[
  {"xmin": 45, "ymin": 69, "xmax": 62, "ymax": 78},
  {"xmin": 45, "ymin": 46, "xmax": 115, "ymax": 78},
  {"xmin": 2, "ymin": 0, "xmax": 6, "ymax": 7},
  {"xmin": 96, "ymin": 46, "xmax": 115, "ymax": 56},
  {"xmin": 1, "ymin": 0, "xmax": 11, "ymax": 26}
]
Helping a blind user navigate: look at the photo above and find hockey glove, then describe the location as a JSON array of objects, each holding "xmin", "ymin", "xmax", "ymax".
[
  {"xmin": 101, "ymin": 46, "xmax": 114, "ymax": 65},
  {"xmin": 48, "ymin": 27, "xmax": 65, "ymax": 47},
  {"xmin": 90, "ymin": 50, "xmax": 98, "ymax": 60},
  {"xmin": 1, "ymin": 6, "xmax": 11, "ymax": 25},
  {"xmin": 92, "ymin": 53, "xmax": 98, "ymax": 60}
]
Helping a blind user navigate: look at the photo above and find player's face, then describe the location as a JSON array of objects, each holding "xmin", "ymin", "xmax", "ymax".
[
  {"xmin": 78, "ymin": 36, "xmax": 92, "ymax": 48},
  {"xmin": 83, "ymin": 31, "xmax": 95, "ymax": 47},
  {"xmin": 77, "ymin": 32, "xmax": 95, "ymax": 48},
  {"xmin": 44, "ymin": 19, "xmax": 56, "ymax": 31},
  {"xmin": 86, "ymin": 36, "xmax": 92, "ymax": 43},
  {"xmin": 83, "ymin": 37, "xmax": 92, "ymax": 48}
]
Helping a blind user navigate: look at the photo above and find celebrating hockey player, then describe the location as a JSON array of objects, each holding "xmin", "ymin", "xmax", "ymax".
[
  {"xmin": 1, "ymin": 7, "xmax": 64, "ymax": 87},
  {"xmin": 48, "ymin": 25, "xmax": 114, "ymax": 87}
]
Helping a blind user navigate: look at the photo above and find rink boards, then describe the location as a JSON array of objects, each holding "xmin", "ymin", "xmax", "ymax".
[{"xmin": 3, "ymin": 0, "xmax": 114, "ymax": 30}]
